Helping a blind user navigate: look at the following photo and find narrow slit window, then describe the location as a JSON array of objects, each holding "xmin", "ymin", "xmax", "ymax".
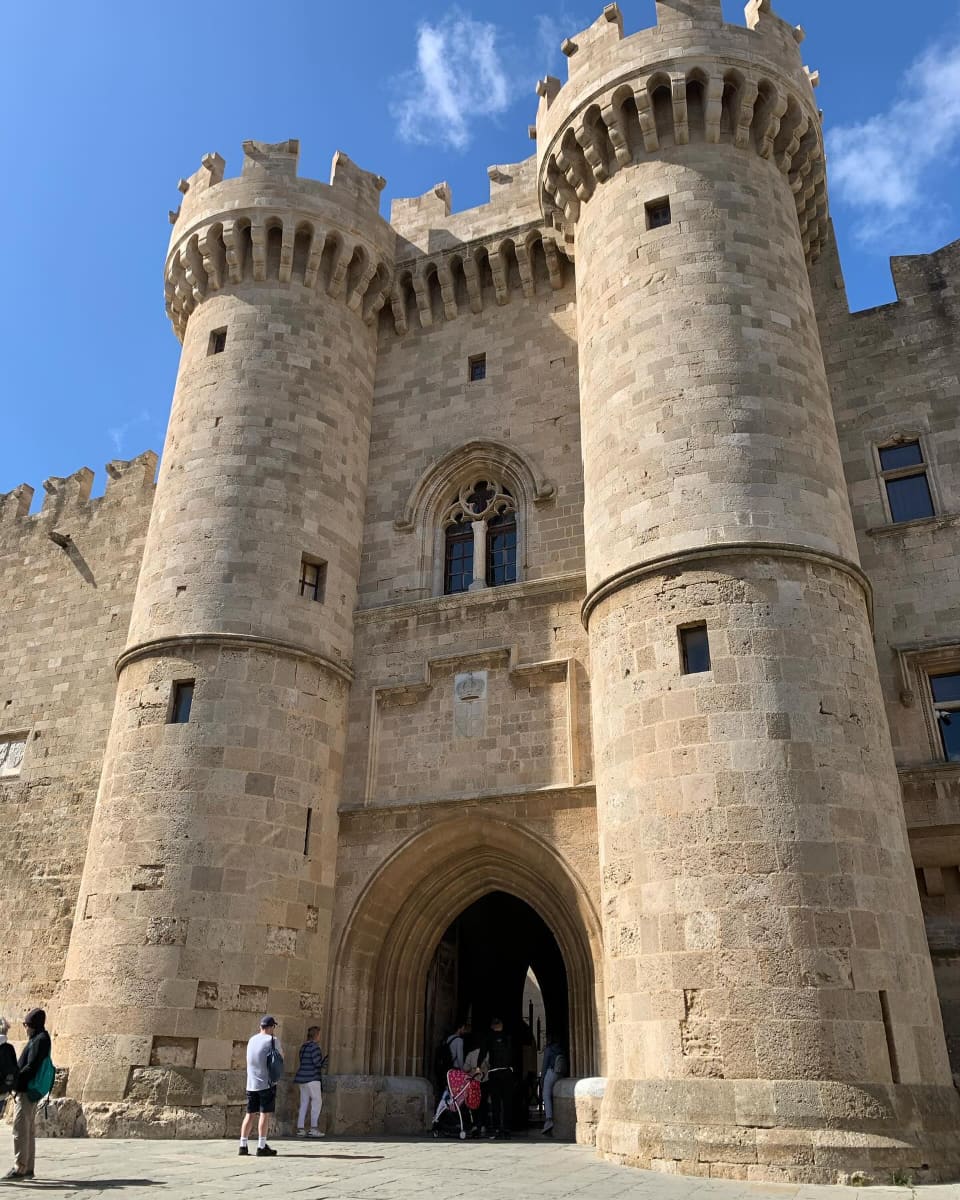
[
  {"xmin": 208, "ymin": 328, "xmax": 227, "ymax": 355},
  {"xmin": 680, "ymin": 625, "xmax": 711, "ymax": 675},
  {"xmin": 878, "ymin": 440, "xmax": 935, "ymax": 523},
  {"xmin": 468, "ymin": 354, "xmax": 486, "ymax": 382},
  {"xmin": 170, "ymin": 681, "xmax": 195, "ymax": 724},
  {"xmin": 931, "ymin": 672, "xmax": 960, "ymax": 762},
  {"xmin": 299, "ymin": 557, "xmax": 326, "ymax": 603},
  {"xmin": 303, "ymin": 807, "xmax": 313, "ymax": 856},
  {"xmin": 646, "ymin": 198, "xmax": 672, "ymax": 230}
]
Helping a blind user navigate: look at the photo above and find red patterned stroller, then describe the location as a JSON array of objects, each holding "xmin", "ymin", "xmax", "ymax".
[{"xmin": 431, "ymin": 1068, "xmax": 482, "ymax": 1140}]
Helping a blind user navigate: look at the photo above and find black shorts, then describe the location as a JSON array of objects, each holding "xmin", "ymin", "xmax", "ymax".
[{"xmin": 246, "ymin": 1086, "xmax": 277, "ymax": 1114}]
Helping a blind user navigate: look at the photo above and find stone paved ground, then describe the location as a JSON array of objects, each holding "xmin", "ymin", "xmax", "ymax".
[{"xmin": 1, "ymin": 1132, "xmax": 958, "ymax": 1200}]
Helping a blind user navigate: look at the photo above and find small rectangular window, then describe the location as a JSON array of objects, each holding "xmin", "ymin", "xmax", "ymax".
[
  {"xmin": 170, "ymin": 681, "xmax": 194, "ymax": 725},
  {"xmin": 878, "ymin": 439, "xmax": 935, "ymax": 523},
  {"xmin": 468, "ymin": 354, "xmax": 486, "ymax": 382},
  {"xmin": 646, "ymin": 198, "xmax": 671, "ymax": 230},
  {"xmin": 680, "ymin": 625, "xmax": 710, "ymax": 675},
  {"xmin": 300, "ymin": 556, "xmax": 326, "ymax": 603},
  {"xmin": 931, "ymin": 672, "xmax": 960, "ymax": 761},
  {"xmin": 208, "ymin": 328, "xmax": 227, "ymax": 355},
  {"xmin": 0, "ymin": 734, "xmax": 27, "ymax": 778}
]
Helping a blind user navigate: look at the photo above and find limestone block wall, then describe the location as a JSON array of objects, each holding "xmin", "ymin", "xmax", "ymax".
[
  {"xmin": 812, "ymin": 233, "xmax": 960, "ymax": 1075},
  {"xmin": 359, "ymin": 257, "xmax": 582, "ymax": 609},
  {"xmin": 536, "ymin": 0, "xmax": 959, "ymax": 1180},
  {"xmin": 56, "ymin": 140, "xmax": 396, "ymax": 1122},
  {"xmin": 344, "ymin": 579, "xmax": 593, "ymax": 811},
  {"xmin": 0, "ymin": 458, "xmax": 155, "ymax": 1021}
]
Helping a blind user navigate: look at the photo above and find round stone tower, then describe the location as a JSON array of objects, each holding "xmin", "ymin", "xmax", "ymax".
[
  {"xmin": 537, "ymin": 0, "xmax": 960, "ymax": 1181},
  {"xmin": 57, "ymin": 139, "xmax": 394, "ymax": 1130}
]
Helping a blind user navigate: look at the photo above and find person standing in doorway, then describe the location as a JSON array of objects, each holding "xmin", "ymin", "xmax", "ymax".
[
  {"xmin": 480, "ymin": 1017, "xmax": 513, "ymax": 1140},
  {"xmin": 540, "ymin": 1033, "xmax": 566, "ymax": 1136},
  {"xmin": 239, "ymin": 1016, "xmax": 282, "ymax": 1157},
  {"xmin": 294, "ymin": 1026, "xmax": 325, "ymax": 1137},
  {"xmin": 5, "ymin": 1007, "xmax": 52, "ymax": 1181}
]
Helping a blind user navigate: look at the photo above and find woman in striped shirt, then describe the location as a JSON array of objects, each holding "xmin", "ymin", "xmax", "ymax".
[{"xmin": 294, "ymin": 1027, "xmax": 326, "ymax": 1136}]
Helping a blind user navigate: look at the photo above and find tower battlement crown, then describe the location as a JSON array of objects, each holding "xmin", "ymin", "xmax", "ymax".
[
  {"xmin": 164, "ymin": 140, "xmax": 395, "ymax": 341},
  {"xmin": 533, "ymin": 0, "xmax": 826, "ymax": 260}
]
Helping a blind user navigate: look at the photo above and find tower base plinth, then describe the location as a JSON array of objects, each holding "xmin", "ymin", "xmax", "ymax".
[{"xmin": 596, "ymin": 1078, "xmax": 960, "ymax": 1184}]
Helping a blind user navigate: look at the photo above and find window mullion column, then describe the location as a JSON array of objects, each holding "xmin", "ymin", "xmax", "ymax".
[{"xmin": 469, "ymin": 519, "xmax": 487, "ymax": 591}]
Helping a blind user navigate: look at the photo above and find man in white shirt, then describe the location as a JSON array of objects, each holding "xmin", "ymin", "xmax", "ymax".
[{"xmin": 239, "ymin": 1015, "xmax": 282, "ymax": 1157}]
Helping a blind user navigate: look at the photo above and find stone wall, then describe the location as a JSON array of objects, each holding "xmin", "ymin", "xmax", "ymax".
[
  {"xmin": 0, "ymin": 455, "xmax": 155, "ymax": 1022},
  {"xmin": 812, "ymin": 231, "xmax": 960, "ymax": 1077}
]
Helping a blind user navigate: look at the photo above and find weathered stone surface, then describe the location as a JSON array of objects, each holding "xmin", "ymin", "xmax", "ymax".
[{"xmin": 0, "ymin": 1, "xmax": 958, "ymax": 1187}]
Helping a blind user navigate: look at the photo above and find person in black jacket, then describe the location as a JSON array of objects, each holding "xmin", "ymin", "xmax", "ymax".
[
  {"xmin": 5, "ymin": 1007, "xmax": 52, "ymax": 1181},
  {"xmin": 0, "ymin": 1018, "xmax": 17, "ymax": 1112},
  {"xmin": 480, "ymin": 1017, "xmax": 513, "ymax": 1140}
]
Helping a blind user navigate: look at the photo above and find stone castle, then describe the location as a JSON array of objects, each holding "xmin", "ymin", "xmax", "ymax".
[{"xmin": 2, "ymin": 0, "xmax": 960, "ymax": 1181}]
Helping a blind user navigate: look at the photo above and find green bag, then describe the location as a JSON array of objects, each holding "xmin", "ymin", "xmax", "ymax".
[{"xmin": 26, "ymin": 1056, "xmax": 55, "ymax": 1103}]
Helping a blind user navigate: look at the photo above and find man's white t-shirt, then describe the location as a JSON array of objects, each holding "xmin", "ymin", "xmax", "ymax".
[{"xmin": 246, "ymin": 1032, "xmax": 282, "ymax": 1092}]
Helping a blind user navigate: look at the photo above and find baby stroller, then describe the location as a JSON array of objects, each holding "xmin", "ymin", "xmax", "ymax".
[{"xmin": 432, "ymin": 1068, "xmax": 482, "ymax": 1140}]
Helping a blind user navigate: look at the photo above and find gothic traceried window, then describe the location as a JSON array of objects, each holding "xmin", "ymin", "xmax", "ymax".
[{"xmin": 442, "ymin": 478, "xmax": 518, "ymax": 596}]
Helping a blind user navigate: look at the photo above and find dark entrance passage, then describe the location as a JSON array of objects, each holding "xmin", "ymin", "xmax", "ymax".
[{"xmin": 423, "ymin": 891, "xmax": 569, "ymax": 1124}]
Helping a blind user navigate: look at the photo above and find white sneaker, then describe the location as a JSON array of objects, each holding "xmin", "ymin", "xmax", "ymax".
[
  {"xmin": 308, "ymin": 1129, "xmax": 324, "ymax": 1138},
  {"xmin": 296, "ymin": 1129, "xmax": 307, "ymax": 1138}
]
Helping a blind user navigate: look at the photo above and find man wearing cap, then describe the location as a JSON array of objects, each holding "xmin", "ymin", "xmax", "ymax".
[
  {"xmin": 5, "ymin": 1007, "xmax": 52, "ymax": 1181},
  {"xmin": 239, "ymin": 1016, "xmax": 282, "ymax": 1157}
]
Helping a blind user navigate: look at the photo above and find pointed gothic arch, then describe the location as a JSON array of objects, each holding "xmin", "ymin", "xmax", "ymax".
[
  {"xmin": 328, "ymin": 814, "xmax": 603, "ymax": 1081},
  {"xmin": 392, "ymin": 441, "xmax": 556, "ymax": 597}
]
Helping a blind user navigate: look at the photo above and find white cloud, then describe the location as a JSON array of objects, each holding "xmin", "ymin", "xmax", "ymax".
[
  {"xmin": 392, "ymin": 11, "xmax": 512, "ymax": 151},
  {"xmin": 827, "ymin": 33, "xmax": 960, "ymax": 244},
  {"xmin": 108, "ymin": 408, "xmax": 152, "ymax": 456}
]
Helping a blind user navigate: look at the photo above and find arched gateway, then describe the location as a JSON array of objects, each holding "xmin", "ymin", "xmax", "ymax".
[{"xmin": 328, "ymin": 815, "xmax": 603, "ymax": 1085}]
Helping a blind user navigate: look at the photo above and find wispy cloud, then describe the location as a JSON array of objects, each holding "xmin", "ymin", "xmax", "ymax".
[
  {"xmin": 392, "ymin": 11, "xmax": 513, "ymax": 151},
  {"xmin": 827, "ymin": 32, "xmax": 960, "ymax": 245},
  {"xmin": 107, "ymin": 408, "xmax": 152, "ymax": 456}
]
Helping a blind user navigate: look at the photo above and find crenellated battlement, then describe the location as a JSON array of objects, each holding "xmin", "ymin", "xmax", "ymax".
[
  {"xmin": 533, "ymin": 0, "xmax": 827, "ymax": 260},
  {"xmin": 0, "ymin": 452, "xmax": 157, "ymax": 531},
  {"xmin": 165, "ymin": 140, "xmax": 395, "ymax": 341},
  {"xmin": 387, "ymin": 223, "xmax": 572, "ymax": 336}
]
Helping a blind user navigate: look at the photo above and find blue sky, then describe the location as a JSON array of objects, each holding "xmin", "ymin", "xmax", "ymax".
[{"xmin": 3, "ymin": 0, "xmax": 959, "ymax": 498}]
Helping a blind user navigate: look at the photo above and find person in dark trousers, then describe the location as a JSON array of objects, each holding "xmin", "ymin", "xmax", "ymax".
[
  {"xmin": 239, "ymin": 1015, "xmax": 282, "ymax": 1158},
  {"xmin": 480, "ymin": 1017, "xmax": 513, "ymax": 1139},
  {"xmin": 5, "ymin": 1008, "xmax": 52, "ymax": 1181}
]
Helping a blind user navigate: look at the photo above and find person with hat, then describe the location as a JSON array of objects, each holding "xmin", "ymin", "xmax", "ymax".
[
  {"xmin": 5, "ymin": 1007, "xmax": 52, "ymax": 1181},
  {"xmin": 239, "ymin": 1015, "xmax": 283, "ymax": 1158}
]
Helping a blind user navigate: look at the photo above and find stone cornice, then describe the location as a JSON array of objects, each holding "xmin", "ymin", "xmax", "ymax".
[
  {"xmin": 581, "ymin": 543, "xmax": 873, "ymax": 629},
  {"xmin": 354, "ymin": 570, "xmax": 586, "ymax": 623},
  {"xmin": 115, "ymin": 632, "xmax": 354, "ymax": 684}
]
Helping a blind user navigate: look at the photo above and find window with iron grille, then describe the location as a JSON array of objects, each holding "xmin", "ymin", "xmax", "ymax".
[
  {"xmin": 300, "ymin": 557, "xmax": 326, "ymax": 602},
  {"xmin": 646, "ymin": 198, "xmax": 671, "ymax": 230}
]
